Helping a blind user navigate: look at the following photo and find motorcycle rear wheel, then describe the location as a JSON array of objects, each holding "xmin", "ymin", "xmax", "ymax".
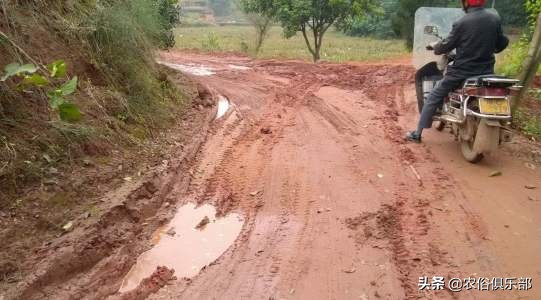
[
  {"xmin": 460, "ymin": 118, "xmax": 484, "ymax": 163},
  {"xmin": 461, "ymin": 139, "xmax": 484, "ymax": 163}
]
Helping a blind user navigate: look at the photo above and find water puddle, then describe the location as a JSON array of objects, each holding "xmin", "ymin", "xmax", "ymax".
[
  {"xmin": 228, "ymin": 64, "xmax": 251, "ymax": 71},
  {"xmin": 216, "ymin": 95, "xmax": 230, "ymax": 119},
  {"xmin": 158, "ymin": 61, "xmax": 215, "ymax": 76},
  {"xmin": 119, "ymin": 203, "xmax": 243, "ymax": 293}
]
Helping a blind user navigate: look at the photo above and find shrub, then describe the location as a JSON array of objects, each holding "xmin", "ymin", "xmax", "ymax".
[
  {"xmin": 497, "ymin": 36, "xmax": 529, "ymax": 76},
  {"xmin": 202, "ymin": 32, "xmax": 221, "ymax": 51}
]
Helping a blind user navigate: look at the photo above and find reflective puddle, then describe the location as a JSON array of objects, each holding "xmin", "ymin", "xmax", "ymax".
[
  {"xmin": 216, "ymin": 95, "xmax": 230, "ymax": 119},
  {"xmin": 158, "ymin": 61, "xmax": 215, "ymax": 76},
  {"xmin": 119, "ymin": 203, "xmax": 244, "ymax": 293},
  {"xmin": 228, "ymin": 64, "xmax": 251, "ymax": 71}
]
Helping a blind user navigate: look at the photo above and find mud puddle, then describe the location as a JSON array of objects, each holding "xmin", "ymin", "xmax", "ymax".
[
  {"xmin": 158, "ymin": 61, "xmax": 215, "ymax": 76},
  {"xmin": 119, "ymin": 203, "xmax": 243, "ymax": 293},
  {"xmin": 216, "ymin": 96, "xmax": 231, "ymax": 119}
]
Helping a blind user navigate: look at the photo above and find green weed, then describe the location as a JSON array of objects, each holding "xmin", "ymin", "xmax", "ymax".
[
  {"xmin": 514, "ymin": 109, "xmax": 541, "ymax": 139},
  {"xmin": 202, "ymin": 32, "xmax": 222, "ymax": 51}
]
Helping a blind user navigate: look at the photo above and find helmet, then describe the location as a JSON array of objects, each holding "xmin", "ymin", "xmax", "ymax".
[{"xmin": 463, "ymin": 0, "xmax": 486, "ymax": 6}]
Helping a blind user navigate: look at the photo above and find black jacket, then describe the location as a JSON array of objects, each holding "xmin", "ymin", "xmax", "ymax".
[{"xmin": 434, "ymin": 7, "xmax": 509, "ymax": 76}]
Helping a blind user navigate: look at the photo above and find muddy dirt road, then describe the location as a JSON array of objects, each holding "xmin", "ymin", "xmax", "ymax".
[
  {"xmin": 146, "ymin": 52, "xmax": 541, "ymax": 300},
  {"xmin": 4, "ymin": 52, "xmax": 540, "ymax": 300}
]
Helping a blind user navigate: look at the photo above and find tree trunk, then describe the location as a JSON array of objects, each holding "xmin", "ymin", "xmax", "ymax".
[
  {"xmin": 254, "ymin": 16, "xmax": 271, "ymax": 54},
  {"xmin": 513, "ymin": 13, "xmax": 541, "ymax": 113},
  {"xmin": 301, "ymin": 26, "xmax": 317, "ymax": 62},
  {"xmin": 313, "ymin": 47, "xmax": 320, "ymax": 61}
]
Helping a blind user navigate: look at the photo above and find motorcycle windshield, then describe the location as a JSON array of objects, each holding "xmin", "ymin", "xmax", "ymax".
[{"xmin": 413, "ymin": 7, "xmax": 464, "ymax": 70}]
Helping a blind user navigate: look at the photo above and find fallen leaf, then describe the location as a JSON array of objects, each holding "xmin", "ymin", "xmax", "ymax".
[
  {"xmin": 166, "ymin": 227, "xmax": 176, "ymax": 236},
  {"xmin": 43, "ymin": 154, "xmax": 53, "ymax": 163},
  {"xmin": 123, "ymin": 177, "xmax": 132, "ymax": 182},
  {"xmin": 377, "ymin": 173, "xmax": 384, "ymax": 178},
  {"xmin": 195, "ymin": 216, "xmax": 210, "ymax": 230},
  {"xmin": 525, "ymin": 185, "xmax": 537, "ymax": 190},
  {"xmin": 524, "ymin": 162, "xmax": 536, "ymax": 170},
  {"xmin": 343, "ymin": 267, "xmax": 356, "ymax": 273},
  {"xmin": 62, "ymin": 221, "xmax": 73, "ymax": 232},
  {"xmin": 249, "ymin": 191, "xmax": 260, "ymax": 196},
  {"xmin": 260, "ymin": 127, "xmax": 272, "ymax": 134},
  {"xmin": 488, "ymin": 171, "xmax": 502, "ymax": 177}
]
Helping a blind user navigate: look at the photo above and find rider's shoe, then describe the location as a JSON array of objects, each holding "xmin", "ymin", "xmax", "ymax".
[{"xmin": 405, "ymin": 131, "xmax": 422, "ymax": 143}]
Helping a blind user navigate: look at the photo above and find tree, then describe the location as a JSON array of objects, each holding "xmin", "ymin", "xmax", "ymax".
[
  {"xmin": 156, "ymin": 0, "xmax": 181, "ymax": 48},
  {"xmin": 513, "ymin": 1, "xmax": 541, "ymax": 112},
  {"xmin": 238, "ymin": 0, "xmax": 274, "ymax": 54},
  {"xmin": 248, "ymin": 13, "xmax": 273, "ymax": 53},
  {"xmin": 391, "ymin": 0, "xmax": 456, "ymax": 49},
  {"xmin": 338, "ymin": 0, "xmax": 399, "ymax": 39},
  {"xmin": 244, "ymin": 0, "xmax": 378, "ymax": 62},
  {"xmin": 494, "ymin": 0, "xmax": 528, "ymax": 27}
]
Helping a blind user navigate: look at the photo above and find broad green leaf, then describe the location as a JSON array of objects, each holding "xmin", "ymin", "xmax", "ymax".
[
  {"xmin": 58, "ymin": 103, "xmax": 82, "ymax": 122},
  {"xmin": 1, "ymin": 63, "xmax": 21, "ymax": 81},
  {"xmin": 47, "ymin": 60, "xmax": 67, "ymax": 78},
  {"xmin": 1, "ymin": 63, "xmax": 38, "ymax": 81},
  {"xmin": 60, "ymin": 76, "xmax": 78, "ymax": 96},
  {"xmin": 18, "ymin": 64, "xmax": 38, "ymax": 74},
  {"xmin": 4, "ymin": 63, "xmax": 20, "ymax": 74},
  {"xmin": 48, "ymin": 92, "xmax": 65, "ymax": 109},
  {"xmin": 21, "ymin": 74, "xmax": 49, "ymax": 87},
  {"xmin": 47, "ymin": 89, "xmax": 63, "ymax": 98}
]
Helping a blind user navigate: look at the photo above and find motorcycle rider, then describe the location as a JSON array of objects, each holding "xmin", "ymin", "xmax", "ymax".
[{"xmin": 406, "ymin": 0, "xmax": 509, "ymax": 143}]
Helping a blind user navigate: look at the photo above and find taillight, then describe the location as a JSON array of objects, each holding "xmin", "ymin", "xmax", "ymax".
[{"xmin": 465, "ymin": 87, "xmax": 508, "ymax": 97}]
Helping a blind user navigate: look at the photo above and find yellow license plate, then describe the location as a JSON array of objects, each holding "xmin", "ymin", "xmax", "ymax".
[{"xmin": 479, "ymin": 98, "xmax": 510, "ymax": 115}]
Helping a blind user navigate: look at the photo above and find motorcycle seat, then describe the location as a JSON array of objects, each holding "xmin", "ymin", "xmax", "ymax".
[{"xmin": 464, "ymin": 75, "xmax": 519, "ymax": 88}]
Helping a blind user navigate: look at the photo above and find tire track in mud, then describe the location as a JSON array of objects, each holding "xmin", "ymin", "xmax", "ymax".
[
  {"xmin": 151, "ymin": 60, "xmax": 420, "ymax": 299},
  {"xmin": 148, "ymin": 57, "xmax": 452, "ymax": 299}
]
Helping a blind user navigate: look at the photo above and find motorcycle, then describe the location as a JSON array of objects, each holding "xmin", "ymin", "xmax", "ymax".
[{"xmin": 413, "ymin": 7, "xmax": 521, "ymax": 163}]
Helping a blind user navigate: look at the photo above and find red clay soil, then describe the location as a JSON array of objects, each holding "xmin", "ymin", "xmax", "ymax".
[
  {"xmin": 118, "ymin": 266, "xmax": 176, "ymax": 300},
  {"xmin": 2, "ymin": 52, "xmax": 540, "ymax": 300}
]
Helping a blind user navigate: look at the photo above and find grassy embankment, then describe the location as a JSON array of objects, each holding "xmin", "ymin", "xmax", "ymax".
[
  {"xmin": 497, "ymin": 37, "xmax": 541, "ymax": 139},
  {"xmin": 0, "ymin": 0, "xmax": 194, "ymax": 276},
  {"xmin": 174, "ymin": 25, "xmax": 408, "ymax": 62},
  {"xmin": 0, "ymin": 0, "xmax": 189, "ymax": 200}
]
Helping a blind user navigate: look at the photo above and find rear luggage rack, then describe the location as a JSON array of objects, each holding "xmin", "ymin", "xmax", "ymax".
[{"xmin": 464, "ymin": 76, "xmax": 520, "ymax": 88}]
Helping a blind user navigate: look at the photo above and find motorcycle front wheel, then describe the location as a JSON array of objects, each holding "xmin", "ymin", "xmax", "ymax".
[{"xmin": 434, "ymin": 120, "xmax": 445, "ymax": 131}]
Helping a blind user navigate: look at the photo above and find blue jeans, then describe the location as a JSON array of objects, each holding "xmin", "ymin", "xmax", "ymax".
[{"xmin": 418, "ymin": 75, "xmax": 464, "ymax": 129}]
